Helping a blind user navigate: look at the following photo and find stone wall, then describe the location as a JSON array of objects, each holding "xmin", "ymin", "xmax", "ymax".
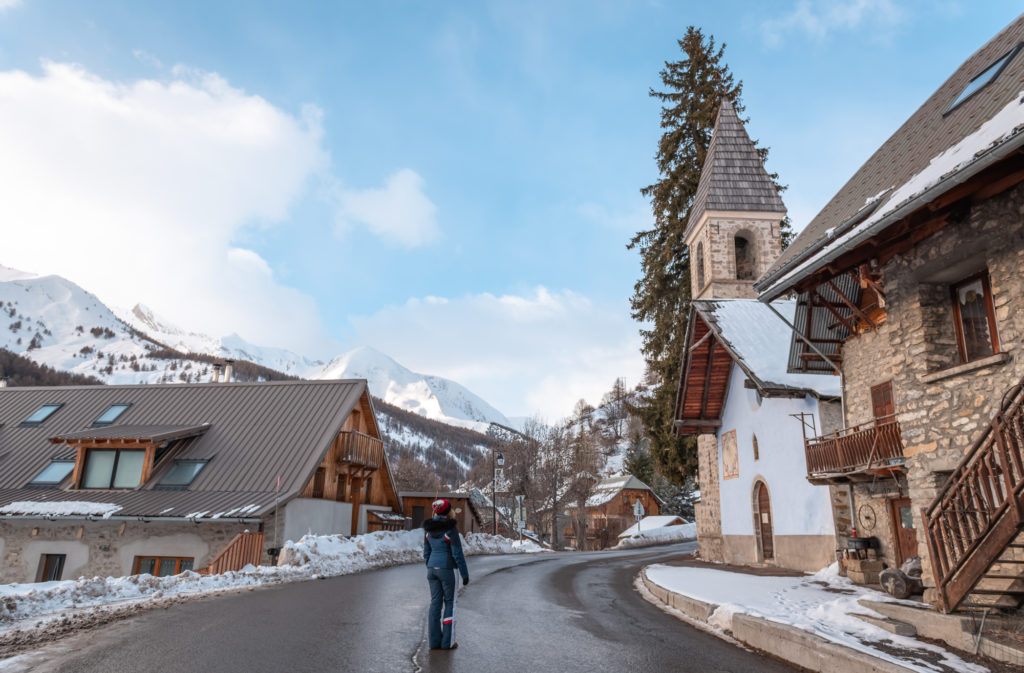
[
  {"xmin": 695, "ymin": 433, "xmax": 724, "ymax": 561},
  {"xmin": 0, "ymin": 519, "xmax": 258, "ymax": 583},
  {"xmin": 689, "ymin": 214, "xmax": 784, "ymax": 300},
  {"xmin": 839, "ymin": 182, "xmax": 1024, "ymax": 588}
]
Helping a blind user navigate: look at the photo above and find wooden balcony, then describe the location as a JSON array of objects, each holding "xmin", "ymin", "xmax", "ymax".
[
  {"xmin": 804, "ymin": 415, "xmax": 905, "ymax": 483},
  {"xmin": 338, "ymin": 430, "xmax": 385, "ymax": 470}
]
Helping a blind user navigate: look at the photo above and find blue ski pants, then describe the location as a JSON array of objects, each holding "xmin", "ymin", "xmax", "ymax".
[{"xmin": 427, "ymin": 567, "xmax": 458, "ymax": 649}]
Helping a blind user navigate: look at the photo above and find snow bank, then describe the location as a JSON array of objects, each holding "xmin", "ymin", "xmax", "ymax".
[
  {"xmin": 644, "ymin": 562, "xmax": 985, "ymax": 673},
  {"xmin": 615, "ymin": 522, "xmax": 696, "ymax": 549},
  {"xmin": 0, "ymin": 530, "xmax": 544, "ymax": 632}
]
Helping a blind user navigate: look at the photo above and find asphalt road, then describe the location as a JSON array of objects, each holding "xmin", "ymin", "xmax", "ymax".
[{"xmin": 25, "ymin": 542, "xmax": 799, "ymax": 673}]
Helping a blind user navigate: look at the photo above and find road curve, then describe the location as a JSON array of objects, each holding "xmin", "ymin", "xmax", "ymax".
[{"xmin": 21, "ymin": 543, "xmax": 798, "ymax": 673}]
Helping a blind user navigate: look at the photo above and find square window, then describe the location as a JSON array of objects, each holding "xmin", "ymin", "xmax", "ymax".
[
  {"xmin": 28, "ymin": 460, "xmax": 75, "ymax": 487},
  {"xmin": 92, "ymin": 403, "xmax": 130, "ymax": 427},
  {"xmin": 155, "ymin": 460, "xmax": 208, "ymax": 490},
  {"xmin": 945, "ymin": 44, "xmax": 1022, "ymax": 114},
  {"xmin": 952, "ymin": 273, "xmax": 999, "ymax": 363},
  {"xmin": 20, "ymin": 404, "xmax": 62, "ymax": 427}
]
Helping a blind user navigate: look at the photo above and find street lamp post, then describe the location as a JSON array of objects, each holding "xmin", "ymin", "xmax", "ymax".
[{"xmin": 493, "ymin": 452, "xmax": 504, "ymax": 535}]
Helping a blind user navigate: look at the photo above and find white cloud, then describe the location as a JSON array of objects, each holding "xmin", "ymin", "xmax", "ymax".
[
  {"xmin": 762, "ymin": 0, "xmax": 907, "ymax": 47},
  {"xmin": 0, "ymin": 60, "xmax": 335, "ymax": 354},
  {"xmin": 0, "ymin": 0, "xmax": 23, "ymax": 12},
  {"xmin": 349, "ymin": 287, "xmax": 644, "ymax": 418},
  {"xmin": 333, "ymin": 168, "xmax": 439, "ymax": 247}
]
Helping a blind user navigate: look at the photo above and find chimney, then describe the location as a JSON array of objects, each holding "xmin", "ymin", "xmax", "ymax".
[
  {"xmin": 0, "ymin": 377, "xmax": 8, "ymax": 388},
  {"xmin": 223, "ymin": 359, "xmax": 234, "ymax": 383},
  {"xmin": 211, "ymin": 363, "xmax": 222, "ymax": 383}
]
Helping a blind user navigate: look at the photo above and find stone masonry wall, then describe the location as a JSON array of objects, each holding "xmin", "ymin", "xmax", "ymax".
[
  {"xmin": 840, "ymin": 182, "xmax": 1024, "ymax": 590},
  {"xmin": 691, "ymin": 214, "xmax": 783, "ymax": 300},
  {"xmin": 696, "ymin": 433, "xmax": 724, "ymax": 561},
  {"xmin": 0, "ymin": 519, "xmax": 259, "ymax": 583}
]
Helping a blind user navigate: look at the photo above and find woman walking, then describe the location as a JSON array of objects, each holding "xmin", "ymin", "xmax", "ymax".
[{"xmin": 423, "ymin": 498, "xmax": 470, "ymax": 650}]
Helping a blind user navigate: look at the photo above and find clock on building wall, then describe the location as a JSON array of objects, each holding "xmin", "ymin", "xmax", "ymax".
[{"xmin": 858, "ymin": 504, "xmax": 877, "ymax": 532}]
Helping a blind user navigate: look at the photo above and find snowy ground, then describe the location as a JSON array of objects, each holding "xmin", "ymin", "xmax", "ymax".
[
  {"xmin": 644, "ymin": 563, "xmax": 986, "ymax": 673},
  {"xmin": 0, "ymin": 530, "xmax": 545, "ymax": 645},
  {"xmin": 614, "ymin": 522, "xmax": 696, "ymax": 549}
]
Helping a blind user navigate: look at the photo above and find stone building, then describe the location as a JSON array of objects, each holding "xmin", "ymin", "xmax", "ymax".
[
  {"xmin": 0, "ymin": 379, "xmax": 402, "ymax": 583},
  {"xmin": 756, "ymin": 17, "xmax": 1024, "ymax": 612},
  {"xmin": 674, "ymin": 98, "xmax": 842, "ymax": 573},
  {"xmin": 564, "ymin": 475, "xmax": 662, "ymax": 550}
]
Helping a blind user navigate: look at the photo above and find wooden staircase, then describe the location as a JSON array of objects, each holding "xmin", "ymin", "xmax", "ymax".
[
  {"xmin": 198, "ymin": 531, "xmax": 266, "ymax": 575},
  {"xmin": 924, "ymin": 375, "xmax": 1024, "ymax": 613}
]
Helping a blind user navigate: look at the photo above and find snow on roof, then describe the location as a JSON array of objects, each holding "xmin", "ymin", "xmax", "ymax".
[
  {"xmin": 761, "ymin": 87, "xmax": 1024, "ymax": 298},
  {"xmin": 618, "ymin": 515, "xmax": 685, "ymax": 538},
  {"xmin": 585, "ymin": 474, "xmax": 656, "ymax": 507},
  {"xmin": 0, "ymin": 501, "xmax": 123, "ymax": 519},
  {"xmin": 696, "ymin": 299, "xmax": 841, "ymax": 397}
]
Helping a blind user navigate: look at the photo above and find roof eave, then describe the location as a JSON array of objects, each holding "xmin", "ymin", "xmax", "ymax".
[{"xmin": 756, "ymin": 132, "xmax": 1024, "ymax": 300}]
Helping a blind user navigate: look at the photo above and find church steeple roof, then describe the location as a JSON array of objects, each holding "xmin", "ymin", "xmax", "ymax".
[{"xmin": 686, "ymin": 99, "xmax": 786, "ymax": 237}]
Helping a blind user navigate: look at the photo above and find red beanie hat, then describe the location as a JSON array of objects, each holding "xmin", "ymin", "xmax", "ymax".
[{"xmin": 432, "ymin": 498, "xmax": 451, "ymax": 515}]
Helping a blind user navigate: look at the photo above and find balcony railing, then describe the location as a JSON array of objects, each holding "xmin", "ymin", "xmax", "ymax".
[
  {"xmin": 338, "ymin": 430, "xmax": 385, "ymax": 470},
  {"xmin": 804, "ymin": 415, "xmax": 905, "ymax": 479}
]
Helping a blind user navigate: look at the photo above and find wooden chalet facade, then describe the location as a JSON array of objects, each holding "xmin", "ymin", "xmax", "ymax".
[
  {"xmin": 0, "ymin": 379, "xmax": 401, "ymax": 583},
  {"xmin": 755, "ymin": 16, "xmax": 1024, "ymax": 612},
  {"xmin": 564, "ymin": 475, "xmax": 661, "ymax": 550},
  {"xmin": 400, "ymin": 491, "xmax": 483, "ymax": 533}
]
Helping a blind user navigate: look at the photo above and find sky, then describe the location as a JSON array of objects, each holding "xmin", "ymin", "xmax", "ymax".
[{"xmin": 0, "ymin": 1, "xmax": 1019, "ymax": 419}]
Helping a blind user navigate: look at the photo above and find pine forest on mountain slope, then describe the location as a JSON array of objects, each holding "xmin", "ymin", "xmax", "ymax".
[{"xmin": 628, "ymin": 27, "xmax": 792, "ymax": 483}]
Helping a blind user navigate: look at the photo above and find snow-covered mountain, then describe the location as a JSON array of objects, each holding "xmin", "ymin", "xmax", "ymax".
[
  {"xmin": 312, "ymin": 347, "xmax": 511, "ymax": 430},
  {"xmin": 0, "ymin": 263, "xmax": 510, "ymax": 433}
]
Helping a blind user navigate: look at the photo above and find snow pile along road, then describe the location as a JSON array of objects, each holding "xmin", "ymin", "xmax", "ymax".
[
  {"xmin": 644, "ymin": 563, "xmax": 985, "ymax": 673},
  {"xmin": 615, "ymin": 522, "xmax": 696, "ymax": 549},
  {"xmin": 0, "ymin": 529, "xmax": 544, "ymax": 634}
]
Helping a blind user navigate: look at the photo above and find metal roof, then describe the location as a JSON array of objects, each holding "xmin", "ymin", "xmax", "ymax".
[
  {"xmin": 0, "ymin": 380, "xmax": 369, "ymax": 518},
  {"xmin": 52, "ymin": 424, "xmax": 210, "ymax": 443},
  {"xmin": 757, "ymin": 15, "xmax": 1024, "ymax": 296},
  {"xmin": 686, "ymin": 99, "xmax": 787, "ymax": 239}
]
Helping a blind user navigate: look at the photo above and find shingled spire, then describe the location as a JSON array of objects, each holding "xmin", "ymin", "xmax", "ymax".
[{"xmin": 684, "ymin": 99, "xmax": 786, "ymax": 300}]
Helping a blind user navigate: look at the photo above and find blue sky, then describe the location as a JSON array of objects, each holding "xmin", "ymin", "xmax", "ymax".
[{"xmin": 0, "ymin": 1, "xmax": 1019, "ymax": 417}]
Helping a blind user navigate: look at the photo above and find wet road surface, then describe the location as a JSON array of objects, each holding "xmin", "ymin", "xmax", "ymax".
[{"xmin": 24, "ymin": 543, "xmax": 799, "ymax": 672}]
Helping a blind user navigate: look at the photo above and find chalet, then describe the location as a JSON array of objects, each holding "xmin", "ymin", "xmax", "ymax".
[
  {"xmin": 755, "ymin": 17, "xmax": 1024, "ymax": 612},
  {"xmin": 565, "ymin": 475, "xmax": 662, "ymax": 549},
  {"xmin": 400, "ymin": 491, "xmax": 483, "ymax": 533},
  {"xmin": 673, "ymin": 99, "xmax": 843, "ymax": 573},
  {"xmin": 0, "ymin": 379, "xmax": 401, "ymax": 583}
]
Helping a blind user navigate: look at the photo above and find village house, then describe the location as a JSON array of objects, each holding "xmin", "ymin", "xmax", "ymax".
[
  {"xmin": 564, "ymin": 474, "xmax": 662, "ymax": 549},
  {"xmin": 673, "ymin": 100, "xmax": 843, "ymax": 573},
  {"xmin": 0, "ymin": 378, "xmax": 401, "ymax": 583},
  {"xmin": 400, "ymin": 491, "xmax": 482, "ymax": 533},
  {"xmin": 755, "ymin": 16, "xmax": 1024, "ymax": 612}
]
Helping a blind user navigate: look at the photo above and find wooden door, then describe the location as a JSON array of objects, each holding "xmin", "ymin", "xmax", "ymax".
[
  {"xmin": 889, "ymin": 497, "xmax": 918, "ymax": 565},
  {"xmin": 40, "ymin": 554, "xmax": 65, "ymax": 582},
  {"xmin": 756, "ymin": 482, "xmax": 774, "ymax": 560},
  {"xmin": 871, "ymin": 382, "xmax": 895, "ymax": 421}
]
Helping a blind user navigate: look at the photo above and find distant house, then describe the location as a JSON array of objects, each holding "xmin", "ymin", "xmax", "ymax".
[
  {"xmin": 400, "ymin": 491, "xmax": 482, "ymax": 533},
  {"xmin": 754, "ymin": 16, "xmax": 1024, "ymax": 612},
  {"xmin": 618, "ymin": 515, "xmax": 687, "ymax": 539},
  {"xmin": 0, "ymin": 379, "xmax": 401, "ymax": 583},
  {"xmin": 672, "ymin": 99, "xmax": 843, "ymax": 573},
  {"xmin": 565, "ymin": 475, "xmax": 662, "ymax": 549}
]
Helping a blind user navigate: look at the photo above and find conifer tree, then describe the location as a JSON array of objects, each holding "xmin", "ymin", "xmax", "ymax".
[{"xmin": 628, "ymin": 27, "xmax": 789, "ymax": 483}]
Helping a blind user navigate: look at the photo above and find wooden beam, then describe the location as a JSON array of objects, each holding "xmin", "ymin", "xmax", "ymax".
[
  {"xmin": 812, "ymin": 288, "xmax": 858, "ymax": 336},
  {"xmin": 673, "ymin": 419, "xmax": 722, "ymax": 428},
  {"xmin": 699, "ymin": 339, "xmax": 716, "ymax": 420},
  {"xmin": 826, "ymin": 279, "xmax": 875, "ymax": 330}
]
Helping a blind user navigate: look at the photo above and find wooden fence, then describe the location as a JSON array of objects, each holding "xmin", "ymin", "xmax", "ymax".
[{"xmin": 199, "ymin": 531, "xmax": 265, "ymax": 575}]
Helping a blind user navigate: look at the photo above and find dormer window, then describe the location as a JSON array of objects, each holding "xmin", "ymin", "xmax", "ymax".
[
  {"xmin": 21, "ymin": 404, "xmax": 62, "ymax": 427},
  {"xmin": 92, "ymin": 403, "xmax": 130, "ymax": 427},
  {"xmin": 27, "ymin": 460, "xmax": 75, "ymax": 488},
  {"xmin": 945, "ymin": 43, "xmax": 1022, "ymax": 114},
  {"xmin": 82, "ymin": 449, "xmax": 146, "ymax": 489}
]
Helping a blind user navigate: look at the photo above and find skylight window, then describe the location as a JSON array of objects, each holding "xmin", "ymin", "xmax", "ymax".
[
  {"xmin": 92, "ymin": 403, "xmax": 131, "ymax": 427},
  {"xmin": 28, "ymin": 460, "xmax": 75, "ymax": 487},
  {"xmin": 945, "ymin": 43, "xmax": 1023, "ymax": 114},
  {"xmin": 20, "ymin": 404, "xmax": 63, "ymax": 427},
  {"xmin": 155, "ymin": 460, "xmax": 208, "ymax": 490}
]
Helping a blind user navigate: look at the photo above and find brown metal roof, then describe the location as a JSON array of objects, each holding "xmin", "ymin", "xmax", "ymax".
[
  {"xmin": 758, "ymin": 15, "xmax": 1024, "ymax": 294},
  {"xmin": 52, "ymin": 424, "xmax": 210, "ymax": 443},
  {"xmin": 686, "ymin": 99, "xmax": 787, "ymax": 239},
  {"xmin": 0, "ymin": 380, "xmax": 369, "ymax": 518}
]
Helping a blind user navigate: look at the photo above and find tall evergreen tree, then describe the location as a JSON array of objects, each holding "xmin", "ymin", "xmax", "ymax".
[{"xmin": 627, "ymin": 27, "xmax": 789, "ymax": 484}]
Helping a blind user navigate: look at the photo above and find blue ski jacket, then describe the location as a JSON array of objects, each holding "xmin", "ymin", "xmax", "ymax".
[{"xmin": 423, "ymin": 516, "xmax": 469, "ymax": 582}]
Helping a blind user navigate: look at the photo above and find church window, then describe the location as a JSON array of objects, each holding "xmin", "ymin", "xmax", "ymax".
[
  {"xmin": 735, "ymin": 234, "xmax": 755, "ymax": 280},
  {"xmin": 696, "ymin": 242, "xmax": 705, "ymax": 288}
]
